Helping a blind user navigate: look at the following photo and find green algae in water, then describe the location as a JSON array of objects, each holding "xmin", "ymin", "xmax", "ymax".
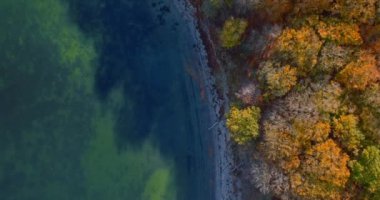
[
  {"xmin": 0, "ymin": 0, "xmax": 176, "ymax": 199},
  {"xmin": 83, "ymin": 104, "xmax": 176, "ymax": 200},
  {"xmin": 142, "ymin": 168, "xmax": 176, "ymax": 200},
  {"xmin": 0, "ymin": 0, "xmax": 97, "ymax": 197}
]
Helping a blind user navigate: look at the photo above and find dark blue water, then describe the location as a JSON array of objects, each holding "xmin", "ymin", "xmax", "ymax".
[{"xmin": 0, "ymin": 0, "xmax": 214, "ymax": 199}]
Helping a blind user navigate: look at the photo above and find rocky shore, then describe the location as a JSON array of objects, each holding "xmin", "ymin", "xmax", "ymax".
[{"xmin": 173, "ymin": 0, "xmax": 240, "ymax": 199}]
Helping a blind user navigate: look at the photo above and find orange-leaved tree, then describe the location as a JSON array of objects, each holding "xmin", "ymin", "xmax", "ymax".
[
  {"xmin": 291, "ymin": 139, "xmax": 350, "ymax": 199},
  {"xmin": 317, "ymin": 20, "xmax": 363, "ymax": 45},
  {"xmin": 336, "ymin": 51, "xmax": 379, "ymax": 91},
  {"xmin": 292, "ymin": 119, "xmax": 331, "ymax": 145},
  {"xmin": 303, "ymin": 139, "xmax": 350, "ymax": 187},
  {"xmin": 275, "ymin": 26, "xmax": 323, "ymax": 76}
]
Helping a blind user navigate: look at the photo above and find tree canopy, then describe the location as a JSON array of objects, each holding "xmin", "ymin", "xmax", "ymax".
[
  {"xmin": 275, "ymin": 27, "xmax": 323, "ymax": 76},
  {"xmin": 220, "ymin": 18, "xmax": 248, "ymax": 48},
  {"xmin": 226, "ymin": 106, "xmax": 261, "ymax": 144},
  {"xmin": 213, "ymin": 0, "xmax": 380, "ymax": 199},
  {"xmin": 350, "ymin": 146, "xmax": 380, "ymax": 194}
]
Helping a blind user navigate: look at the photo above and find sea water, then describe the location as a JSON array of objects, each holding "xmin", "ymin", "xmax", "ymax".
[{"xmin": 0, "ymin": 0, "xmax": 213, "ymax": 199}]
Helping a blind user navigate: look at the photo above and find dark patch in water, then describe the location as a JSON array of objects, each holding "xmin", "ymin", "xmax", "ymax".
[{"xmin": 67, "ymin": 0, "xmax": 214, "ymax": 199}]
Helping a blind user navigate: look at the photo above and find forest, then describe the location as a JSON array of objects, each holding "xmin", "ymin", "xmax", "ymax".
[{"xmin": 201, "ymin": 0, "xmax": 380, "ymax": 199}]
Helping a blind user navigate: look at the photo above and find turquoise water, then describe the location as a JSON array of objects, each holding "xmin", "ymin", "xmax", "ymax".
[{"xmin": 0, "ymin": 0, "xmax": 213, "ymax": 199}]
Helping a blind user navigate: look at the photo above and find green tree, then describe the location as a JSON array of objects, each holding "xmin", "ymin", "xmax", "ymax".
[
  {"xmin": 226, "ymin": 106, "xmax": 261, "ymax": 144},
  {"xmin": 350, "ymin": 146, "xmax": 380, "ymax": 193},
  {"xmin": 220, "ymin": 17, "xmax": 248, "ymax": 48},
  {"xmin": 333, "ymin": 114, "xmax": 364, "ymax": 154},
  {"xmin": 210, "ymin": 0, "xmax": 221, "ymax": 8}
]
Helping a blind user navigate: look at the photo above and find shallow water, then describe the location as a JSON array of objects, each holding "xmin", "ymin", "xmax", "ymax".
[{"xmin": 0, "ymin": 0, "xmax": 214, "ymax": 199}]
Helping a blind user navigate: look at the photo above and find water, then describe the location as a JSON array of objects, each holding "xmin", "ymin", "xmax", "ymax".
[{"xmin": 0, "ymin": 0, "xmax": 214, "ymax": 199}]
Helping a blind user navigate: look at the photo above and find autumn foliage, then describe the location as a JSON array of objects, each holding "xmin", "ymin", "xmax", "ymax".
[
  {"xmin": 275, "ymin": 27, "xmax": 322, "ymax": 76},
  {"xmin": 261, "ymin": 125, "xmax": 301, "ymax": 172},
  {"xmin": 293, "ymin": 119, "xmax": 330, "ymax": 144},
  {"xmin": 299, "ymin": 140, "xmax": 350, "ymax": 198},
  {"xmin": 266, "ymin": 65, "xmax": 297, "ymax": 97},
  {"xmin": 333, "ymin": 0, "xmax": 377, "ymax": 24},
  {"xmin": 258, "ymin": 62, "xmax": 297, "ymax": 98},
  {"xmin": 226, "ymin": 106, "xmax": 261, "ymax": 144},
  {"xmin": 252, "ymin": 8, "xmax": 380, "ymax": 198},
  {"xmin": 317, "ymin": 21, "xmax": 363, "ymax": 45},
  {"xmin": 258, "ymin": 0, "xmax": 293, "ymax": 23},
  {"xmin": 333, "ymin": 115, "xmax": 364, "ymax": 154},
  {"xmin": 336, "ymin": 51, "xmax": 379, "ymax": 91},
  {"xmin": 293, "ymin": 0, "xmax": 333, "ymax": 14},
  {"xmin": 213, "ymin": 0, "xmax": 380, "ymax": 199},
  {"xmin": 220, "ymin": 18, "xmax": 248, "ymax": 48}
]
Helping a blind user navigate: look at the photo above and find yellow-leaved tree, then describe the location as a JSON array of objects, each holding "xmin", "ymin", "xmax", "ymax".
[
  {"xmin": 220, "ymin": 17, "xmax": 248, "ymax": 48},
  {"xmin": 333, "ymin": 114, "xmax": 364, "ymax": 154},
  {"xmin": 266, "ymin": 65, "xmax": 298, "ymax": 97},
  {"xmin": 226, "ymin": 106, "xmax": 261, "ymax": 144},
  {"xmin": 258, "ymin": 62, "xmax": 298, "ymax": 98}
]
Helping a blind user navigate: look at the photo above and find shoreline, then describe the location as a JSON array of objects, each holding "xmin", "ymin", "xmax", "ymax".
[{"xmin": 173, "ymin": 1, "xmax": 240, "ymax": 199}]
